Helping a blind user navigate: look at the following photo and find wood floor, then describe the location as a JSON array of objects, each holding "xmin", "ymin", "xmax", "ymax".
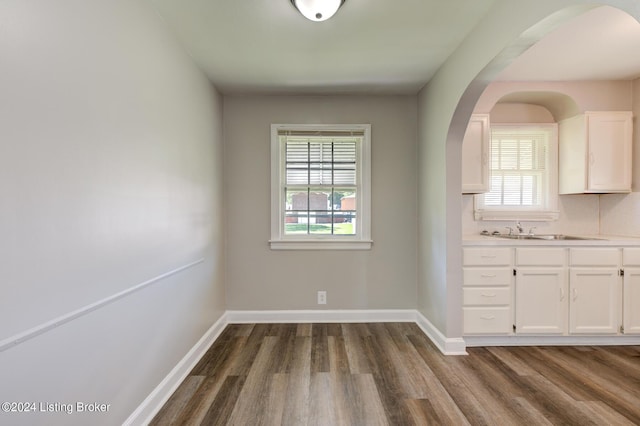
[{"xmin": 150, "ymin": 323, "xmax": 640, "ymax": 425}]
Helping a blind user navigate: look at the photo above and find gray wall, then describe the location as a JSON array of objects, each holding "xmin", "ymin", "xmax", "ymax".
[
  {"xmin": 224, "ymin": 95, "xmax": 417, "ymax": 310},
  {"xmin": 0, "ymin": 1, "xmax": 226, "ymax": 424}
]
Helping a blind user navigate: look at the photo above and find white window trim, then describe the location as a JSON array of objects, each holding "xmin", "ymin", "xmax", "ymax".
[
  {"xmin": 269, "ymin": 124, "xmax": 372, "ymax": 250},
  {"xmin": 474, "ymin": 123, "xmax": 560, "ymax": 222}
]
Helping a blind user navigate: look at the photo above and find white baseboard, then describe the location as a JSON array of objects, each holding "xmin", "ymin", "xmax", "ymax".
[
  {"xmin": 225, "ymin": 309, "xmax": 417, "ymax": 324},
  {"xmin": 464, "ymin": 335, "xmax": 640, "ymax": 347},
  {"xmin": 123, "ymin": 312, "xmax": 228, "ymax": 426},
  {"xmin": 415, "ymin": 312, "xmax": 467, "ymax": 355}
]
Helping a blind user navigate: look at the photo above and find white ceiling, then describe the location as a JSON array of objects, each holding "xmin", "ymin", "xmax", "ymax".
[
  {"xmin": 497, "ymin": 6, "xmax": 640, "ymax": 82},
  {"xmin": 147, "ymin": 2, "xmax": 640, "ymax": 95}
]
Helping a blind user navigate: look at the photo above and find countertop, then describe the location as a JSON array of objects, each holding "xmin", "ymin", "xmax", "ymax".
[{"xmin": 463, "ymin": 234, "xmax": 640, "ymax": 247}]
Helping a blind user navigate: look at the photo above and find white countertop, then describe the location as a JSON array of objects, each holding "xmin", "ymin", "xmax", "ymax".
[{"xmin": 463, "ymin": 234, "xmax": 640, "ymax": 247}]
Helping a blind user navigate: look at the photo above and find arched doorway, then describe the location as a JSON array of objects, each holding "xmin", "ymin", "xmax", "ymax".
[{"xmin": 417, "ymin": 1, "xmax": 640, "ymax": 354}]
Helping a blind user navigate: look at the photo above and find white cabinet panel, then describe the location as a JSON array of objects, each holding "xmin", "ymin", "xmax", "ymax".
[
  {"xmin": 516, "ymin": 248, "xmax": 566, "ymax": 266},
  {"xmin": 569, "ymin": 268, "xmax": 620, "ymax": 334},
  {"xmin": 570, "ymin": 248, "xmax": 620, "ymax": 267},
  {"xmin": 623, "ymin": 248, "xmax": 640, "ymax": 266},
  {"xmin": 463, "ymin": 248, "xmax": 512, "ymax": 266},
  {"xmin": 463, "ymin": 268, "xmax": 512, "ymax": 286},
  {"xmin": 515, "ymin": 268, "xmax": 567, "ymax": 335},
  {"xmin": 463, "ymin": 307, "xmax": 511, "ymax": 334},
  {"xmin": 462, "ymin": 114, "xmax": 490, "ymax": 194},
  {"xmin": 559, "ymin": 111, "xmax": 632, "ymax": 194},
  {"xmin": 587, "ymin": 112, "xmax": 632, "ymax": 192},
  {"xmin": 623, "ymin": 267, "xmax": 640, "ymax": 334},
  {"xmin": 464, "ymin": 288, "xmax": 511, "ymax": 305}
]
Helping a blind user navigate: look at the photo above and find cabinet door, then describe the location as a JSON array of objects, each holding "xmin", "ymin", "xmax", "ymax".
[
  {"xmin": 623, "ymin": 268, "xmax": 640, "ymax": 334},
  {"xmin": 515, "ymin": 268, "xmax": 567, "ymax": 334},
  {"xmin": 569, "ymin": 268, "xmax": 620, "ymax": 334},
  {"xmin": 461, "ymin": 114, "xmax": 490, "ymax": 194},
  {"xmin": 586, "ymin": 112, "xmax": 632, "ymax": 192}
]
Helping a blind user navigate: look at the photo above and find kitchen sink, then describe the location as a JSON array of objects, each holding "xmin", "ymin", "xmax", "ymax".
[{"xmin": 492, "ymin": 234, "xmax": 602, "ymax": 241}]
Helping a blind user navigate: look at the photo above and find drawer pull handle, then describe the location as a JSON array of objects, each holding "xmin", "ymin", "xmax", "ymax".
[
  {"xmin": 480, "ymin": 315, "xmax": 495, "ymax": 320},
  {"xmin": 481, "ymin": 293, "xmax": 497, "ymax": 298},
  {"xmin": 481, "ymin": 274, "xmax": 497, "ymax": 278},
  {"xmin": 481, "ymin": 255, "xmax": 497, "ymax": 259}
]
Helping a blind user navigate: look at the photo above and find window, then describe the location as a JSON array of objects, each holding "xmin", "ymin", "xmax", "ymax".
[
  {"xmin": 270, "ymin": 124, "xmax": 372, "ymax": 250},
  {"xmin": 474, "ymin": 124, "xmax": 559, "ymax": 221}
]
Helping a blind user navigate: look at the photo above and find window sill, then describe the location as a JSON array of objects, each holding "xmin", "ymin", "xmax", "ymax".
[
  {"xmin": 474, "ymin": 210, "xmax": 560, "ymax": 221},
  {"xmin": 269, "ymin": 239, "xmax": 373, "ymax": 250}
]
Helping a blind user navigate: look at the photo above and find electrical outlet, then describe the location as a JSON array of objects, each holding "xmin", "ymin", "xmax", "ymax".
[{"xmin": 317, "ymin": 290, "xmax": 327, "ymax": 305}]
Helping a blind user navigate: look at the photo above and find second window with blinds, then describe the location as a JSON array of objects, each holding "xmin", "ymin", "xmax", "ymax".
[
  {"xmin": 270, "ymin": 124, "xmax": 372, "ymax": 250},
  {"xmin": 474, "ymin": 124, "xmax": 559, "ymax": 221}
]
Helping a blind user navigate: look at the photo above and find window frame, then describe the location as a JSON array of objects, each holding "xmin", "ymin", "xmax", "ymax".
[
  {"xmin": 474, "ymin": 123, "xmax": 559, "ymax": 221},
  {"xmin": 270, "ymin": 124, "xmax": 372, "ymax": 250}
]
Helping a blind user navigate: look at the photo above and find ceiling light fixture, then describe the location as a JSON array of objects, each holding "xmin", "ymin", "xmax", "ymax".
[{"xmin": 291, "ymin": 0, "xmax": 345, "ymax": 22}]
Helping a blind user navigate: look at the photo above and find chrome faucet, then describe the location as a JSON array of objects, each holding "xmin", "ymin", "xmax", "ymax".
[{"xmin": 516, "ymin": 221, "xmax": 524, "ymax": 234}]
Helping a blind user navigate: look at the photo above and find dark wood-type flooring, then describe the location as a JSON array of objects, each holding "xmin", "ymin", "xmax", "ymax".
[{"xmin": 150, "ymin": 323, "xmax": 640, "ymax": 425}]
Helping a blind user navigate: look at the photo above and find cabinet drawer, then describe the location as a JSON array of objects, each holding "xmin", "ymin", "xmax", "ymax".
[
  {"xmin": 463, "ymin": 248, "xmax": 511, "ymax": 266},
  {"xmin": 463, "ymin": 307, "xmax": 511, "ymax": 334},
  {"xmin": 570, "ymin": 248, "xmax": 619, "ymax": 266},
  {"xmin": 516, "ymin": 248, "xmax": 566, "ymax": 266},
  {"xmin": 463, "ymin": 288, "xmax": 511, "ymax": 306},
  {"xmin": 463, "ymin": 268, "xmax": 512, "ymax": 286},
  {"xmin": 623, "ymin": 248, "xmax": 640, "ymax": 266}
]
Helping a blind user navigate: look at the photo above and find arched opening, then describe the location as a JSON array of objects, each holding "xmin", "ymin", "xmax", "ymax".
[
  {"xmin": 452, "ymin": 3, "xmax": 640, "ymax": 341},
  {"xmin": 417, "ymin": 2, "xmax": 640, "ymax": 352}
]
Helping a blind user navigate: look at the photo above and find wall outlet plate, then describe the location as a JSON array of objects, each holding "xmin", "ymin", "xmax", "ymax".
[{"xmin": 317, "ymin": 290, "xmax": 327, "ymax": 305}]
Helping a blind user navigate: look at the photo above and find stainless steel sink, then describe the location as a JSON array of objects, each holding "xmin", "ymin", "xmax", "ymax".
[
  {"xmin": 496, "ymin": 234, "xmax": 538, "ymax": 240},
  {"xmin": 493, "ymin": 234, "xmax": 602, "ymax": 241}
]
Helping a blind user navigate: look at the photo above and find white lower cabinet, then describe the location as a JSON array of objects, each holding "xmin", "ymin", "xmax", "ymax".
[
  {"xmin": 623, "ymin": 249, "xmax": 640, "ymax": 334},
  {"xmin": 569, "ymin": 248, "xmax": 621, "ymax": 335},
  {"xmin": 514, "ymin": 248, "xmax": 567, "ymax": 335},
  {"xmin": 462, "ymin": 248, "xmax": 512, "ymax": 335},
  {"xmin": 464, "ymin": 244, "xmax": 640, "ymax": 340},
  {"xmin": 623, "ymin": 268, "xmax": 640, "ymax": 334},
  {"xmin": 569, "ymin": 268, "xmax": 620, "ymax": 334},
  {"xmin": 515, "ymin": 267, "xmax": 567, "ymax": 334}
]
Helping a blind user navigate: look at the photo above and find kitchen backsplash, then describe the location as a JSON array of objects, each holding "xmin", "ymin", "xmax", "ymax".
[
  {"xmin": 463, "ymin": 192, "xmax": 640, "ymax": 237},
  {"xmin": 600, "ymin": 192, "xmax": 640, "ymax": 237},
  {"xmin": 463, "ymin": 193, "xmax": 601, "ymax": 236}
]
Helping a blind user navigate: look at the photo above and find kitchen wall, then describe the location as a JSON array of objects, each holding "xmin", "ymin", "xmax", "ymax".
[
  {"xmin": 463, "ymin": 80, "xmax": 635, "ymax": 237},
  {"xmin": 601, "ymin": 77, "xmax": 640, "ymax": 236},
  {"xmin": 0, "ymin": 1, "xmax": 225, "ymax": 425},
  {"xmin": 224, "ymin": 95, "xmax": 418, "ymax": 311}
]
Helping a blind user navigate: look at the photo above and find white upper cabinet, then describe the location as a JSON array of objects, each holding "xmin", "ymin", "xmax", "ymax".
[
  {"xmin": 559, "ymin": 111, "xmax": 632, "ymax": 194},
  {"xmin": 461, "ymin": 114, "xmax": 490, "ymax": 194}
]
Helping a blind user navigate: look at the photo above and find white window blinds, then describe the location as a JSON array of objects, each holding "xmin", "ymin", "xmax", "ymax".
[
  {"xmin": 283, "ymin": 135, "xmax": 358, "ymax": 187},
  {"xmin": 485, "ymin": 128, "xmax": 550, "ymax": 208},
  {"xmin": 474, "ymin": 123, "xmax": 559, "ymax": 222}
]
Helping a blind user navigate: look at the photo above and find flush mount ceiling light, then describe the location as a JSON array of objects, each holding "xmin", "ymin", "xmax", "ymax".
[{"xmin": 291, "ymin": 0, "xmax": 345, "ymax": 22}]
